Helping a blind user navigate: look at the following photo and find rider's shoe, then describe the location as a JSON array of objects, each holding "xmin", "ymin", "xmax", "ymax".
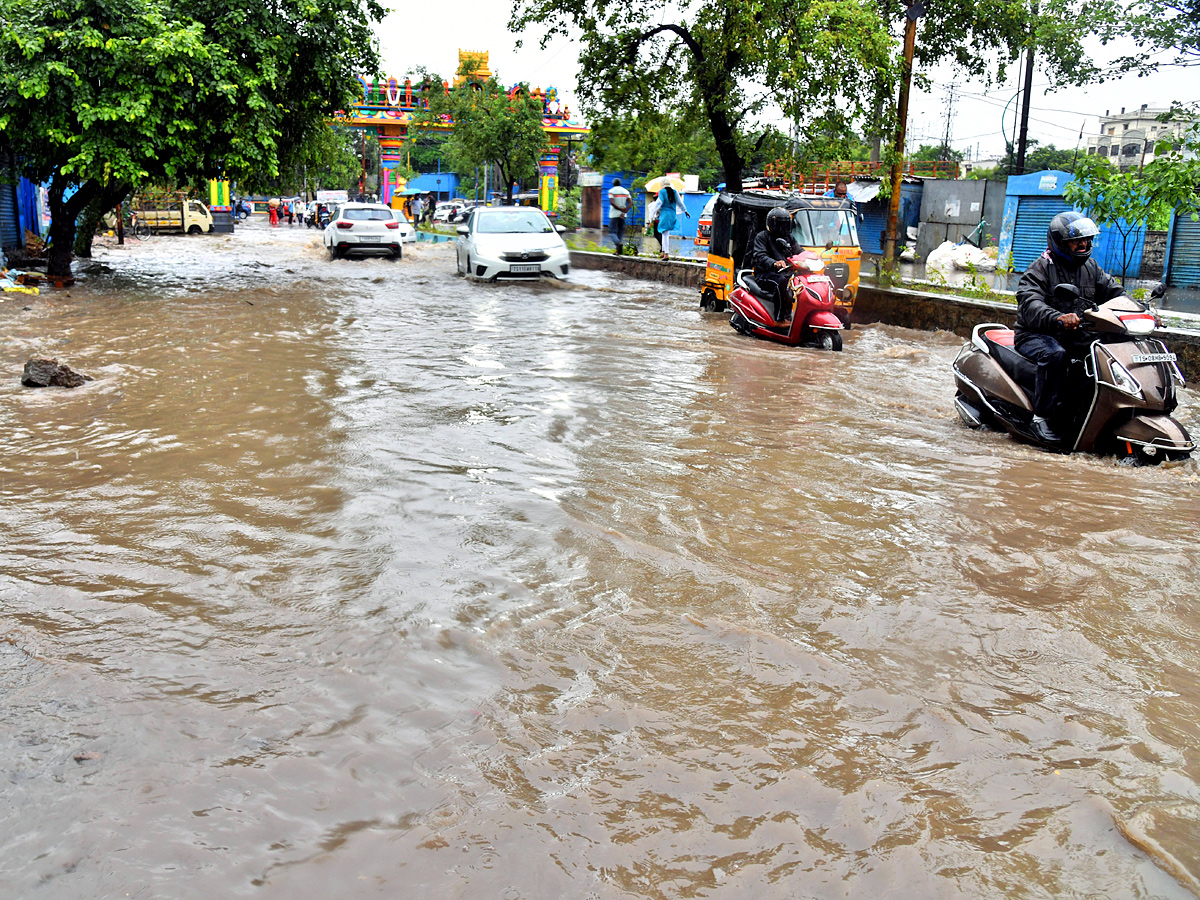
[{"xmin": 1030, "ymin": 415, "xmax": 1064, "ymax": 446}]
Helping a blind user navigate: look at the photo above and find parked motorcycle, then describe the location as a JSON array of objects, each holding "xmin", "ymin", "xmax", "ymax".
[
  {"xmin": 727, "ymin": 249, "xmax": 849, "ymax": 350},
  {"xmin": 952, "ymin": 284, "xmax": 1192, "ymax": 463}
]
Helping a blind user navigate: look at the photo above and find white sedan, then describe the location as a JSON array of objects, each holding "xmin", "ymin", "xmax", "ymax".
[
  {"xmin": 322, "ymin": 202, "xmax": 404, "ymax": 259},
  {"xmin": 455, "ymin": 207, "xmax": 570, "ymax": 281},
  {"xmin": 390, "ymin": 209, "xmax": 417, "ymax": 243}
]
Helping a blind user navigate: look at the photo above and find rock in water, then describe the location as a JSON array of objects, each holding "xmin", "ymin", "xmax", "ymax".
[{"xmin": 21, "ymin": 358, "xmax": 92, "ymax": 388}]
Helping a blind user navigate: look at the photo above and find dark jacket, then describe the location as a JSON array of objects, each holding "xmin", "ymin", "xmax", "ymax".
[
  {"xmin": 1015, "ymin": 250, "xmax": 1125, "ymax": 342},
  {"xmin": 749, "ymin": 230, "xmax": 802, "ymax": 275}
]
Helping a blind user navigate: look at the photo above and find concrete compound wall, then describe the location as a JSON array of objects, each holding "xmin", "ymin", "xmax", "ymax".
[
  {"xmin": 568, "ymin": 250, "xmax": 1200, "ymax": 381},
  {"xmin": 1141, "ymin": 230, "xmax": 1168, "ymax": 279}
]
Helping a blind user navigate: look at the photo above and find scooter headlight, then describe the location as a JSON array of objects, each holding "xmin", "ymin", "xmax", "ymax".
[{"xmin": 1109, "ymin": 360, "xmax": 1144, "ymax": 399}]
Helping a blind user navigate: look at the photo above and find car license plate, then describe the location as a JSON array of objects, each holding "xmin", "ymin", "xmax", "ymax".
[
  {"xmin": 1131, "ymin": 352, "xmax": 1176, "ymax": 363},
  {"xmin": 360, "ymin": 235, "xmax": 380, "ymax": 243},
  {"xmin": 510, "ymin": 264, "xmax": 540, "ymax": 273}
]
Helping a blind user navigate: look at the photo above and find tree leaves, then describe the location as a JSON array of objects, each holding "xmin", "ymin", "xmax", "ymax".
[
  {"xmin": 510, "ymin": 0, "xmax": 1113, "ymax": 190},
  {"xmin": 410, "ymin": 71, "xmax": 547, "ymax": 204}
]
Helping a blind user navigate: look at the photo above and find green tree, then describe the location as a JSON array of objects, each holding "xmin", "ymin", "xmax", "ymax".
[
  {"xmin": 1120, "ymin": 0, "xmax": 1200, "ymax": 72},
  {"xmin": 910, "ymin": 143, "xmax": 966, "ymax": 162},
  {"xmin": 286, "ymin": 125, "xmax": 364, "ymax": 198},
  {"xmin": 0, "ymin": 0, "xmax": 382, "ymax": 276},
  {"xmin": 510, "ymin": 0, "xmax": 1116, "ymax": 193},
  {"xmin": 1064, "ymin": 142, "xmax": 1200, "ymax": 280},
  {"xmin": 411, "ymin": 68, "xmax": 547, "ymax": 205},
  {"xmin": 510, "ymin": 0, "xmax": 895, "ymax": 193},
  {"xmin": 585, "ymin": 108, "xmax": 725, "ymax": 188}
]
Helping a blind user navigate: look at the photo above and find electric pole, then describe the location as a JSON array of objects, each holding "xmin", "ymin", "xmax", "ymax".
[
  {"xmin": 940, "ymin": 86, "xmax": 956, "ymax": 159},
  {"xmin": 884, "ymin": 0, "xmax": 923, "ymax": 267},
  {"xmin": 1015, "ymin": 45, "xmax": 1034, "ymax": 173}
]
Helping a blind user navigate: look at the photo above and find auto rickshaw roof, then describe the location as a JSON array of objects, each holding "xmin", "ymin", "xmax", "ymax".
[
  {"xmin": 708, "ymin": 191, "xmax": 860, "ymax": 266},
  {"xmin": 716, "ymin": 191, "xmax": 857, "ymax": 213}
]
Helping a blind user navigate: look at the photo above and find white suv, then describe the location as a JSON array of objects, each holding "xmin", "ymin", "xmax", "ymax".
[{"xmin": 322, "ymin": 203, "xmax": 404, "ymax": 259}]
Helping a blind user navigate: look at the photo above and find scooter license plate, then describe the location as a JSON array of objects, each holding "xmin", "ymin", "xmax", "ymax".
[
  {"xmin": 510, "ymin": 264, "xmax": 540, "ymax": 273},
  {"xmin": 1131, "ymin": 352, "xmax": 1176, "ymax": 363},
  {"xmin": 359, "ymin": 235, "xmax": 381, "ymax": 243}
]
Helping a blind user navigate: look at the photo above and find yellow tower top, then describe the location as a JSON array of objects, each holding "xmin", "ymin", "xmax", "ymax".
[{"xmin": 455, "ymin": 50, "xmax": 491, "ymax": 85}]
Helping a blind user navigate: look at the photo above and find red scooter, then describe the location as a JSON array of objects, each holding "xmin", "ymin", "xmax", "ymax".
[{"xmin": 727, "ymin": 250, "xmax": 846, "ymax": 350}]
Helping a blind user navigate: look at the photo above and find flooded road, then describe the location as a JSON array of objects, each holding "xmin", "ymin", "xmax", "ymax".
[{"xmin": 3, "ymin": 220, "xmax": 1200, "ymax": 899}]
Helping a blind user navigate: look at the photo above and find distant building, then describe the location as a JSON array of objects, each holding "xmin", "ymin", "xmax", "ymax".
[
  {"xmin": 959, "ymin": 157, "xmax": 1007, "ymax": 178},
  {"xmin": 1085, "ymin": 104, "xmax": 1197, "ymax": 169}
]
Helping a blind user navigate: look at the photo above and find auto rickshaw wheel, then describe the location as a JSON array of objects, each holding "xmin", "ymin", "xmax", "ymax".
[{"xmin": 701, "ymin": 289, "xmax": 725, "ymax": 313}]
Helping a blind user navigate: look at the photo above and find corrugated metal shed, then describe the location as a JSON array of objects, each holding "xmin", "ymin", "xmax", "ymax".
[
  {"xmin": 858, "ymin": 180, "xmax": 923, "ymax": 255},
  {"xmin": 1165, "ymin": 211, "xmax": 1200, "ymax": 291},
  {"xmin": 997, "ymin": 170, "xmax": 1145, "ymax": 276}
]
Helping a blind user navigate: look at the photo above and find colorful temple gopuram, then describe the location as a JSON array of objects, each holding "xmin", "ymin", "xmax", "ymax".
[{"xmin": 339, "ymin": 50, "xmax": 589, "ymax": 213}]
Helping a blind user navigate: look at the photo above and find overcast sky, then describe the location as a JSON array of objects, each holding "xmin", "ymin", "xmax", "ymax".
[{"xmin": 378, "ymin": 1, "xmax": 1200, "ymax": 162}]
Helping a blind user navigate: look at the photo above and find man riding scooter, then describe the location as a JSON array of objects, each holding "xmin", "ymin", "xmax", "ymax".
[
  {"xmin": 750, "ymin": 207, "xmax": 803, "ymax": 322},
  {"xmin": 1015, "ymin": 211, "xmax": 1128, "ymax": 445}
]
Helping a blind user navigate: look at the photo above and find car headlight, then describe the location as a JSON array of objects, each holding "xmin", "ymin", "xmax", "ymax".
[{"xmin": 1109, "ymin": 360, "xmax": 1144, "ymax": 399}]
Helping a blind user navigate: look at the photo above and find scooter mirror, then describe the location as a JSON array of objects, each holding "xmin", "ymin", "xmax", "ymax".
[
  {"xmin": 1053, "ymin": 283, "xmax": 1082, "ymax": 303},
  {"xmin": 1150, "ymin": 282, "xmax": 1166, "ymax": 299}
]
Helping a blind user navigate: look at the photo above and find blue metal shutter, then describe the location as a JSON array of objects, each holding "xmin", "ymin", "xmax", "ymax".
[
  {"xmin": 601, "ymin": 171, "xmax": 645, "ymax": 230},
  {"xmin": 858, "ymin": 203, "xmax": 886, "ymax": 253},
  {"xmin": 0, "ymin": 180, "xmax": 19, "ymax": 251},
  {"xmin": 1167, "ymin": 215, "xmax": 1200, "ymax": 290},
  {"xmin": 1010, "ymin": 197, "xmax": 1065, "ymax": 271}
]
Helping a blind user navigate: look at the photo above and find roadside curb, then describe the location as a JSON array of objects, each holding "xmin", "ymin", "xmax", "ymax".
[
  {"xmin": 569, "ymin": 250, "xmax": 704, "ymax": 287},
  {"xmin": 854, "ymin": 283, "xmax": 1200, "ymax": 383},
  {"xmin": 567, "ymin": 250, "xmax": 1200, "ymax": 382}
]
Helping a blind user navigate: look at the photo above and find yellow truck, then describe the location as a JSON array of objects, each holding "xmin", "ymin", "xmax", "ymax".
[{"xmin": 137, "ymin": 199, "xmax": 215, "ymax": 234}]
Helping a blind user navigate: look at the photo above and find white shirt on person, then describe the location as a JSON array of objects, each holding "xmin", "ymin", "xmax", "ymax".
[{"xmin": 608, "ymin": 185, "xmax": 631, "ymax": 219}]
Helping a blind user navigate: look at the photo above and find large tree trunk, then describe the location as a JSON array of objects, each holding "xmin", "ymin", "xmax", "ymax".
[
  {"xmin": 73, "ymin": 183, "xmax": 131, "ymax": 259},
  {"xmin": 708, "ymin": 107, "xmax": 745, "ymax": 194},
  {"xmin": 46, "ymin": 180, "xmax": 79, "ymax": 278},
  {"xmin": 46, "ymin": 179, "xmax": 126, "ymax": 276},
  {"xmin": 74, "ymin": 197, "xmax": 106, "ymax": 259},
  {"xmin": 499, "ymin": 161, "xmax": 514, "ymax": 205},
  {"xmin": 699, "ymin": 73, "xmax": 744, "ymax": 192}
]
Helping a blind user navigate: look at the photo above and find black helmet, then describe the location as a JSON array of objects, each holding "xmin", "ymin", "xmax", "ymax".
[
  {"xmin": 1048, "ymin": 211, "xmax": 1099, "ymax": 267},
  {"xmin": 766, "ymin": 207, "xmax": 792, "ymax": 239}
]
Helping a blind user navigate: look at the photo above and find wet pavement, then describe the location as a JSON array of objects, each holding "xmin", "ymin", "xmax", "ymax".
[{"xmin": 2, "ymin": 218, "xmax": 1200, "ymax": 898}]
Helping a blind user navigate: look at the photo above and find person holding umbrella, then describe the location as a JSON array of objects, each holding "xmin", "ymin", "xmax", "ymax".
[{"xmin": 646, "ymin": 173, "xmax": 689, "ymax": 260}]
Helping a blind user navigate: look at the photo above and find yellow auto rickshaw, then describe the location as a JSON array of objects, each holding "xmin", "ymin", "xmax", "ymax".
[{"xmin": 699, "ymin": 192, "xmax": 861, "ymax": 324}]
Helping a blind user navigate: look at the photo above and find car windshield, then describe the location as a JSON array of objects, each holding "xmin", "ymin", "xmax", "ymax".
[
  {"xmin": 476, "ymin": 210, "xmax": 553, "ymax": 234},
  {"xmin": 343, "ymin": 207, "xmax": 392, "ymax": 221},
  {"xmin": 793, "ymin": 210, "xmax": 858, "ymax": 248}
]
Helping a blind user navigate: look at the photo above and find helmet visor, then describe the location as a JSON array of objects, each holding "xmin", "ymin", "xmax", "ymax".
[{"xmin": 1063, "ymin": 216, "xmax": 1099, "ymax": 240}]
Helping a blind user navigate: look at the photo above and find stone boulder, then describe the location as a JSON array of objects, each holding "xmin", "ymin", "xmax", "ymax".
[{"xmin": 21, "ymin": 358, "xmax": 93, "ymax": 388}]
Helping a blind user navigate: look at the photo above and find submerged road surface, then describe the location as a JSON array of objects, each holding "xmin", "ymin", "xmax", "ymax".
[{"xmin": 2, "ymin": 221, "xmax": 1200, "ymax": 899}]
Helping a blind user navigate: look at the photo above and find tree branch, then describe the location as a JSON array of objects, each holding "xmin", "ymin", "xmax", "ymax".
[{"xmin": 628, "ymin": 23, "xmax": 705, "ymax": 67}]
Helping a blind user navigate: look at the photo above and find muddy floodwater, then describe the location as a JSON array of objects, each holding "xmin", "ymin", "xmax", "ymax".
[{"xmin": 4, "ymin": 221, "xmax": 1200, "ymax": 899}]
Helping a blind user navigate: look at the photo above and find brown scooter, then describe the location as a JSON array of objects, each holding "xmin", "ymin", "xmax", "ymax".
[{"xmin": 952, "ymin": 284, "xmax": 1193, "ymax": 464}]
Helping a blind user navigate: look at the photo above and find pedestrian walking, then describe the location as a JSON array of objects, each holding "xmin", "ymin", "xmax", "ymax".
[
  {"xmin": 649, "ymin": 182, "xmax": 689, "ymax": 260},
  {"xmin": 607, "ymin": 177, "xmax": 631, "ymax": 255},
  {"xmin": 411, "ymin": 195, "xmax": 424, "ymax": 227}
]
